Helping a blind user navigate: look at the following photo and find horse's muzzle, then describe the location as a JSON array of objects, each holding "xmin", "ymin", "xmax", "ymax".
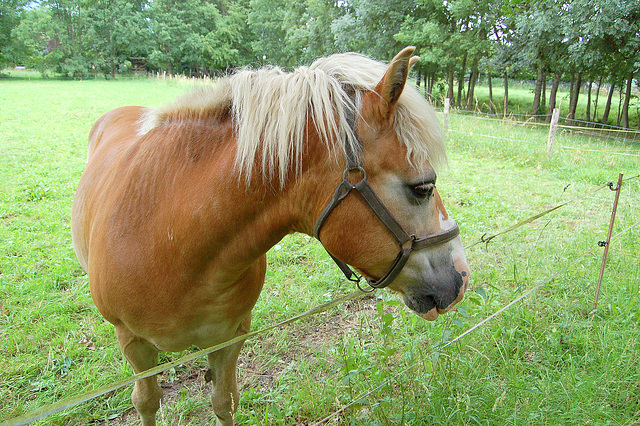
[{"xmin": 402, "ymin": 265, "xmax": 468, "ymax": 321}]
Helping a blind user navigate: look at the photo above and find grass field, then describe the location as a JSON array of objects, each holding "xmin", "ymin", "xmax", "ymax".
[{"xmin": 1, "ymin": 73, "xmax": 639, "ymax": 425}]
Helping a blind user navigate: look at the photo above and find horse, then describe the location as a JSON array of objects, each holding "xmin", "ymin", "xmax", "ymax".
[{"xmin": 71, "ymin": 46, "xmax": 470, "ymax": 425}]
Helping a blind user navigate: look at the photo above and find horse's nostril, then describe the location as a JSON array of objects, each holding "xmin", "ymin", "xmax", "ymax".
[
  {"xmin": 424, "ymin": 295, "xmax": 436, "ymax": 311},
  {"xmin": 461, "ymin": 271, "xmax": 467, "ymax": 277},
  {"xmin": 403, "ymin": 293, "xmax": 436, "ymax": 314}
]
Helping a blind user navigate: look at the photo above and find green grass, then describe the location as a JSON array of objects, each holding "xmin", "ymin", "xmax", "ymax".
[{"xmin": 1, "ymin": 74, "xmax": 639, "ymax": 425}]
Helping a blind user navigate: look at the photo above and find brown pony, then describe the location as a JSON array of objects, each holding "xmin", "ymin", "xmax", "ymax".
[{"xmin": 71, "ymin": 47, "xmax": 470, "ymax": 425}]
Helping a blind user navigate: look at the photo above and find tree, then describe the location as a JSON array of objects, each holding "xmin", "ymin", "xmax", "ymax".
[
  {"xmin": 301, "ymin": 0, "xmax": 341, "ymax": 62},
  {"xmin": 565, "ymin": 0, "xmax": 640, "ymax": 127},
  {"xmin": 332, "ymin": 0, "xmax": 412, "ymax": 60},
  {"xmin": 247, "ymin": 0, "xmax": 289, "ymax": 65},
  {"xmin": 44, "ymin": 0, "xmax": 94, "ymax": 77},
  {"xmin": 147, "ymin": 0, "xmax": 205, "ymax": 74},
  {"xmin": 447, "ymin": 0, "xmax": 495, "ymax": 109},
  {"xmin": 6, "ymin": 6, "xmax": 57, "ymax": 72},
  {"xmin": 0, "ymin": 0, "xmax": 29, "ymax": 67},
  {"xmin": 510, "ymin": 0, "xmax": 569, "ymax": 117},
  {"xmin": 202, "ymin": 0, "xmax": 254, "ymax": 71},
  {"xmin": 85, "ymin": 0, "xmax": 151, "ymax": 77},
  {"xmin": 395, "ymin": 0, "xmax": 453, "ymax": 101},
  {"xmin": 395, "ymin": 0, "xmax": 496, "ymax": 106}
]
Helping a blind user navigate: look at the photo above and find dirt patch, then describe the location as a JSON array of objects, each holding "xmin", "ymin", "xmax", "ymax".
[
  {"xmin": 1, "ymin": 213, "xmax": 18, "ymax": 221},
  {"xmin": 237, "ymin": 292, "xmax": 381, "ymax": 392},
  {"xmin": 99, "ymin": 292, "xmax": 384, "ymax": 424}
]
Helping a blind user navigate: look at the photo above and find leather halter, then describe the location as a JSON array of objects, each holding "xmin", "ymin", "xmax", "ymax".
[
  {"xmin": 312, "ymin": 109, "xmax": 460, "ymax": 292},
  {"xmin": 313, "ymin": 167, "xmax": 460, "ymax": 291}
]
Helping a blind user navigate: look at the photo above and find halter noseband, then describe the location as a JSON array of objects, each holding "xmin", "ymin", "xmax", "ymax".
[{"xmin": 312, "ymin": 105, "xmax": 459, "ymax": 292}]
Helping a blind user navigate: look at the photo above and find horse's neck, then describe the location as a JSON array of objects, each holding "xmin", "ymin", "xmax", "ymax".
[
  {"xmin": 285, "ymin": 126, "xmax": 346, "ymax": 229},
  {"xmin": 159, "ymin": 118, "xmax": 339, "ymax": 280}
]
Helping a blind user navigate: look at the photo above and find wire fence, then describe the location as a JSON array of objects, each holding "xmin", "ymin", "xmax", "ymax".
[
  {"xmin": 443, "ymin": 107, "xmax": 640, "ymax": 144},
  {"xmin": 441, "ymin": 107, "xmax": 640, "ymax": 160}
]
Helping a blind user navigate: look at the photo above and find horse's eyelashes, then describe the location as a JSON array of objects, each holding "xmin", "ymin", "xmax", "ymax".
[{"xmin": 411, "ymin": 183, "xmax": 435, "ymax": 200}]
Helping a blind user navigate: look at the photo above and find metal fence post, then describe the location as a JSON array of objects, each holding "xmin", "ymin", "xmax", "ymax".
[{"xmin": 592, "ymin": 173, "xmax": 624, "ymax": 312}]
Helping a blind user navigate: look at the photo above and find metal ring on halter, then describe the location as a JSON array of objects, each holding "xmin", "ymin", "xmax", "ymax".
[
  {"xmin": 356, "ymin": 279, "xmax": 376, "ymax": 293},
  {"xmin": 343, "ymin": 166, "xmax": 366, "ymax": 181}
]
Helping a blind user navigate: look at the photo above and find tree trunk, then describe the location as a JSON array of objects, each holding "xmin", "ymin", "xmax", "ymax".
[
  {"xmin": 111, "ymin": 42, "xmax": 116, "ymax": 78},
  {"xmin": 568, "ymin": 76, "xmax": 575, "ymax": 111},
  {"xmin": 424, "ymin": 73, "xmax": 428, "ymax": 99},
  {"xmin": 447, "ymin": 63, "xmax": 455, "ymax": 101},
  {"xmin": 568, "ymin": 72, "xmax": 582, "ymax": 123},
  {"xmin": 622, "ymin": 72, "xmax": 633, "ymax": 129},
  {"xmin": 466, "ymin": 58, "xmax": 479, "ymax": 109},
  {"xmin": 427, "ymin": 71, "xmax": 435, "ymax": 101},
  {"xmin": 616, "ymin": 86, "xmax": 623, "ymax": 127},
  {"xmin": 541, "ymin": 73, "xmax": 547, "ymax": 112},
  {"xmin": 547, "ymin": 72, "xmax": 561, "ymax": 123},
  {"xmin": 531, "ymin": 66, "xmax": 544, "ymax": 115},
  {"xmin": 457, "ymin": 53, "xmax": 467, "ymax": 108},
  {"xmin": 601, "ymin": 83, "xmax": 615, "ymax": 125},
  {"xmin": 416, "ymin": 67, "xmax": 421, "ymax": 88},
  {"xmin": 488, "ymin": 72, "xmax": 495, "ymax": 114},
  {"xmin": 593, "ymin": 75, "xmax": 603, "ymax": 122},
  {"xmin": 585, "ymin": 81, "xmax": 591, "ymax": 122},
  {"xmin": 165, "ymin": 43, "xmax": 172, "ymax": 75},
  {"xmin": 503, "ymin": 70, "xmax": 509, "ymax": 117}
]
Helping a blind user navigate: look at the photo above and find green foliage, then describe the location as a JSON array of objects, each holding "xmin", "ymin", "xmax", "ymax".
[
  {"xmin": 247, "ymin": 0, "xmax": 288, "ymax": 65},
  {"xmin": 2, "ymin": 0, "xmax": 638, "ymax": 130},
  {"xmin": 85, "ymin": 0, "xmax": 152, "ymax": 77},
  {"xmin": 0, "ymin": 0, "xmax": 28, "ymax": 66},
  {"xmin": 332, "ymin": 0, "xmax": 412, "ymax": 59}
]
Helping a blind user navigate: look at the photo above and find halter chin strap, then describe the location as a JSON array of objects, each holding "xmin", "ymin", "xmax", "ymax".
[{"xmin": 313, "ymin": 166, "xmax": 460, "ymax": 292}]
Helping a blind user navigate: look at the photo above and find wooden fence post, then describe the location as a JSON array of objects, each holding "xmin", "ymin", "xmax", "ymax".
[
  {"xmin": 546, "ymin": 108, "xmax": 560, "ymax": 158},
  {"xmin": 444, "ymin": 98, "xmax": 450, "ymax": 133}
]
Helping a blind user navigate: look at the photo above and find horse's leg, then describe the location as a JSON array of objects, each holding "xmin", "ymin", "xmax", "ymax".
[
  {"xmin": 116, "ymin": 325, "xmax": 163, "ymax": 426},
  {"xmin": 207, "ymin": 313, "xmax": 252, "ymax": 426}
]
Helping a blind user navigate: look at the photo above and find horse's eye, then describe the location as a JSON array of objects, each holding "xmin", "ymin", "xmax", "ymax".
[{"xmin": 411, "ymin": 183, "xmax": 435, "ymax": 200}]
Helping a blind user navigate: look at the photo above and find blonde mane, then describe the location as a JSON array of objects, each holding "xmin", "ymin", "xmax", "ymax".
[{"xmin": 139, "ymin": 52, "xmax": 446, "ymax": 183}]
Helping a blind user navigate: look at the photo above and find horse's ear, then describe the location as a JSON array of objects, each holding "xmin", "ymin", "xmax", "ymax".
[{"xmin": 374, "ymin": 46, "xmax": 418, "ymax": 118}]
